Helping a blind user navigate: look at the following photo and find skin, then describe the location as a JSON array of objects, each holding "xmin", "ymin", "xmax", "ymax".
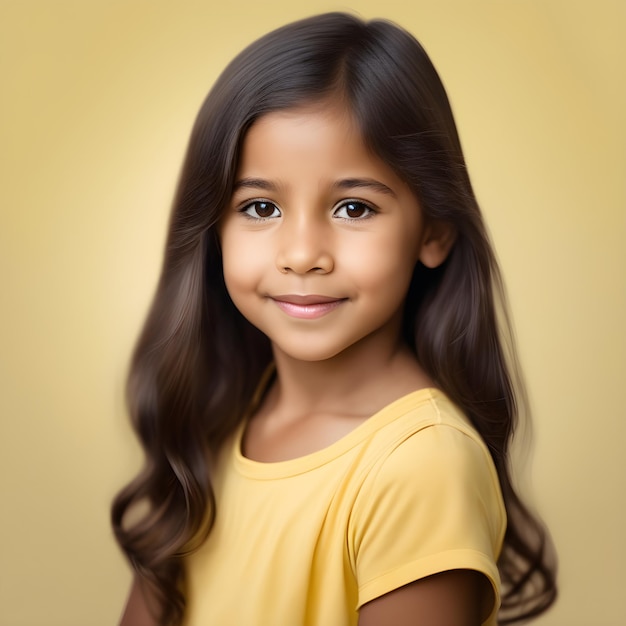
[
  {"xmin": 120, "ymin": 102, "xmax": 489, "ymax": 624},
  {"xmin": 358, "ymin": 570, "xmax": 492, "ymax": 626}
]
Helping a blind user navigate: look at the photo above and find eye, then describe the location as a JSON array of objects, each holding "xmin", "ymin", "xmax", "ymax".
[
  {"xmin": 333, "ymin": 200, "xmax": 375, "ymax": 220},
  {"xmin": 240, "ymin": 200, "xmax": 281, "ymax": 219}
]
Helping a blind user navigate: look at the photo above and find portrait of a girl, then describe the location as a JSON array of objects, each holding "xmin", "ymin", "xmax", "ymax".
[{"xmin": 112, "ymin": 12, "xmax": 557, "ymax": 626}]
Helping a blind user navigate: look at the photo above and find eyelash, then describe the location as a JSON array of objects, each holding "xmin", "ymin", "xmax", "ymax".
[
  {"xmin": 238, "ymin": 200, "xmax": 281, "ymax": 220},
  {"xmin": 237, "ymin": 199, "xmax": 377, "ymax": 221},
  {"xmin": 333, "ymin": 200, "xmax": 376, "ymax": 221}
]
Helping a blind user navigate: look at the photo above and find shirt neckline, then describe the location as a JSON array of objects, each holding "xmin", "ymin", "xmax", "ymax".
[{"xmin": 232, "ymin": 387, "xmax": 441, "ymax": 479}]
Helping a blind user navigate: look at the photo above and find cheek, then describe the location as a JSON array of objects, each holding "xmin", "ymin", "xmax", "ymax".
[
  {"xmin": 220, "ymin": 231, "xmax": 259, "ymax": 294},
  {"xmin": 361, "ymin": 256, "xmax": 416, "ymax": 300},
  {"xmin": 220, "ymin": 237, "xmax": 240, "ymax": 273},
  {"xmin": 347, "ymin": 228, "xmax": 420, "ymax": 289}
]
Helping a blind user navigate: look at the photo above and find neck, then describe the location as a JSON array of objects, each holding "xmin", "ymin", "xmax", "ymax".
[{"xmin": 268, "ymin": 332, "xmax": 432, "ymax": 421}]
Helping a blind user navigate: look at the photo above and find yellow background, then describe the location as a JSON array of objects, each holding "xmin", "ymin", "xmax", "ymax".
[{"xmin": 1, "ymin": 1, "xmax": 624, "ymax": 624}]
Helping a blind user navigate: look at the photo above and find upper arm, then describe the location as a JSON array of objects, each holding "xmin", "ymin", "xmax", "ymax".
[
  {"xmin": 119, "ymin": 578, "xmax": 159, "ymax": 626},
  {"xmin": 358, "ymin": 569, "xmax": 491, "ymax": 626}
]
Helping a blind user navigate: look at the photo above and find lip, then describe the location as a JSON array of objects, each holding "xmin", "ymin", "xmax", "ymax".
[{"xmin": 270, "ymin": 294, "xmax": 346, "ymax": 319}]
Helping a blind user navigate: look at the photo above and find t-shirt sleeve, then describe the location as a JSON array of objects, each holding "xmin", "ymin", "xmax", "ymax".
[{"xmin": 349, "ymin": 423, "xmax": 506, "ymax": 619}]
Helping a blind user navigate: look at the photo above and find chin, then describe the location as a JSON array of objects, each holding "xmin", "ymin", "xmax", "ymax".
[{"xmin": 271, "ymin": 339, "xmax": 355, "ymax": 363}]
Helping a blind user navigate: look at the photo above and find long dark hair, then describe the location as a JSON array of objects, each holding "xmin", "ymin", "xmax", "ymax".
[{"xmin": 112, "ymin": 12, "xmax": 557, "ymax": 625}]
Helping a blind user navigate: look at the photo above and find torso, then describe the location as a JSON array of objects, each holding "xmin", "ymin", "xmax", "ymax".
[{"xmin": 183, "ymin": 388, "xmax": 505, "ymax": 626}]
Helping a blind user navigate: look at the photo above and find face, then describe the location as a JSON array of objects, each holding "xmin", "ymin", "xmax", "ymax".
[{"xmin": 220, "ymin": 103, "xmax": 440, "ymax": 364}]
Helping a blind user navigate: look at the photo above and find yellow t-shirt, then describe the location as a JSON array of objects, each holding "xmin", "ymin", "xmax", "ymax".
[{"xmin": 184, "ymin": 388, "xmax": 506, "ymax": 625}]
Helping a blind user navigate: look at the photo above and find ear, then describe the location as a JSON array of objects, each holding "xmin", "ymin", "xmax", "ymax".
[{"xmin": 418, "ymin": 221, "xmax": 456, "ymax": 269}]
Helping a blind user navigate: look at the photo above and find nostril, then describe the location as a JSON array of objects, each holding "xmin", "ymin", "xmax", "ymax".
[{"xmin": 276, "ymin": 255, "xmax": 333, "ymax": 274}]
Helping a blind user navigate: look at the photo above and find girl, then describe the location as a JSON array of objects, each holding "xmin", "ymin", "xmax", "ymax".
[{"xmin": 112, "ymin": 12, "xmax": 557, "ymax": 626}]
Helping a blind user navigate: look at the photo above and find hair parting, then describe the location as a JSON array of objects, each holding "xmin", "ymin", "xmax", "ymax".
[{"xmin": 112, "ymin": 12, "xmax": 556, "ymax": 625}]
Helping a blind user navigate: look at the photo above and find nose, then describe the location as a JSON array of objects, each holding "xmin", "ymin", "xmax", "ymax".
[{"xmin": 275, "ymin": 214, "xmax": 334, "ymax": 275}]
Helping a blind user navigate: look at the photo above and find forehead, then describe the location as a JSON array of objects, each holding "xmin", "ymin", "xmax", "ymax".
[
  {"xmin": 242, "ymin": 103, "xmax": 360, "ymax": 159},
  {"xmin": 236, "ymin": 102, "xmax": 405, "ymax": 191}
]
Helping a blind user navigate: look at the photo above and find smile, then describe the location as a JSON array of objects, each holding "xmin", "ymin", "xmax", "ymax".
[{"xmin": 270, "ymin": 295, "xmax": 347, "ymax": 319}]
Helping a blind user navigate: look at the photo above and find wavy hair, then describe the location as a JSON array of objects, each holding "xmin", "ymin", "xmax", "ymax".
[{"xmin": 112, "ymin": 12, "xmax": 557, "ymax": 625}]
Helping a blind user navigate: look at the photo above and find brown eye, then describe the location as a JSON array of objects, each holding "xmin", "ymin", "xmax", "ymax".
[
  {"xmin": 333, "ymin": 201, "xmax": 374, "ymax": 220},
  {"xmin": 242, "ymin": 201, "xmax": 281, "ymax": 219}
]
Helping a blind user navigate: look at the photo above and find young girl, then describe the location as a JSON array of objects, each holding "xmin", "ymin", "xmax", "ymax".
[{"xmin": 112, "ymin": 12, "xmax": 557, "ymax": 626}]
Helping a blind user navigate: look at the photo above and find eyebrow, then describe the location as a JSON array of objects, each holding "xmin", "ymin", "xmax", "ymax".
[
  {"xmin": 333, "ymin": 178, "xmax": 397, "ymax": 197},
  {"xmin": 232, "ymin": 177, "xmax": 397, "ymax": 197},
  {"xmin": 232, "ymin": 177, "xmax": 279, "ymax": 193}
]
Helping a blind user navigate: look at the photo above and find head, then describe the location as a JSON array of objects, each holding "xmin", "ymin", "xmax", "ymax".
[{"xmin": 159, "ymin": 12, "xmax": 493, "ymax": 398}]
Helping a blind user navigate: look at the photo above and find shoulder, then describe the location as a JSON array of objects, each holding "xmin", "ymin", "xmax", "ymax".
[
  {"xmin": 354, "ymin": 395, "xmax": 505, "ymax": 528},
  {"xmin": 349, "ymin": 391, "xmax": 506, "ymax": 614},
  {"xmin": 359, "ymin": 389, "xmax": 505, "ymax": 527},
  {"xmin": 366, "ymin": 389, "xmax": 500, "ymax": 489}
]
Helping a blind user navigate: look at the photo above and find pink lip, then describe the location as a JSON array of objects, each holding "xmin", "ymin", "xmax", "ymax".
[{"xmin": 271, "ymin": 295, "xmax": 346, "ymax": 319}]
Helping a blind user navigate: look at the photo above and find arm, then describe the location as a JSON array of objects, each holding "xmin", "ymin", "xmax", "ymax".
[
  {"xmin": 119, "ymin": 578, "xmax": 159, "ymax": 626},
  {"xmin": 358, "ymin": 569, "xmax": 491, "ymax": 626}
]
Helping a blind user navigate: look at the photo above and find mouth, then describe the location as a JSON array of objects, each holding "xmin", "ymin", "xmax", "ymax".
[{"xmin": 270, "ymin": 294, "xmax": 347, "ymax": 319}]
